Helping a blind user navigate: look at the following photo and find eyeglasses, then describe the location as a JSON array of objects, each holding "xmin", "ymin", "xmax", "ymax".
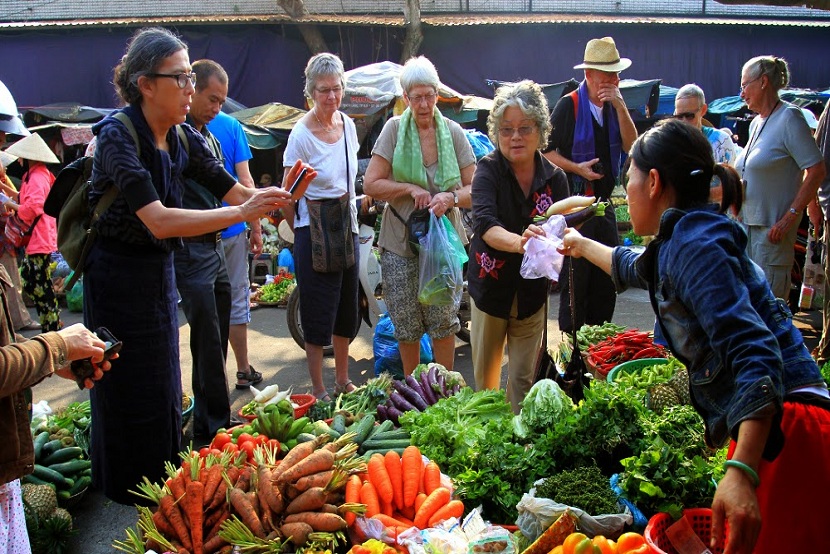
[
  {"xmin": 406, "ymin": 93, "xmax": 437, "ymax": 105},
  {"xmin": 147, "ymin": 72, "xmax": 197, "ymax": 89},
  {"xmin": 315, "ymin": 86, "xmax": 343, "ymax": 96},
  {"xmin": 673, "ymin": 111, "xmax": 698, "ymax": 121},
  {"xmin": 740, "ymin": 76, "xmax": 761, "ymax": 93},
  {"xmin": 498, "ymin": 126, "xmax": 537, "ymax": 138}
]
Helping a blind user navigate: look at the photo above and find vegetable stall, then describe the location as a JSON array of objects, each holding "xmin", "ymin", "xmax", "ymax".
[{"xmin": 101, "ymin": 323, "xmax": 729, "ymax": 553}]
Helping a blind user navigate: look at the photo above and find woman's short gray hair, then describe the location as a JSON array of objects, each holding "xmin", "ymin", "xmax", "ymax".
[
  {"xmin": 743, "ymin": 55, "xmax": 790, "ymax": 91},
  {"xmin": 486, "ymin": 80, "xmax": 551, "ymax": 148},
  {"xmin": 304, "ymin": 53, "xmax": 347, "ymax": 98},
  {"xmin": 400, "ymin": 56, "xmax": 440, "ymax": 95},
  {"xmin": 113, "ymin": 27, "xmax": 188, "ymax": 106}
]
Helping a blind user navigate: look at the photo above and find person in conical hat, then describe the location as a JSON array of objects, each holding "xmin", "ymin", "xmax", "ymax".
[{"xmin": 5, "ymin": 132, "xmax": 61, "ymax": 332}]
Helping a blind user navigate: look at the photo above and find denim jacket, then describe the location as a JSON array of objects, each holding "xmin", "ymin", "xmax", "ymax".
[{"xmin": 612, "ymin": 207, "xmax": 824, "ymax": 451}]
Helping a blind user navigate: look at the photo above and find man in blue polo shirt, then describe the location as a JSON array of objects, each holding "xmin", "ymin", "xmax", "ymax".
[{"xmin": 208, "ymin": 110, "xmax": 263, "ymax": 389}]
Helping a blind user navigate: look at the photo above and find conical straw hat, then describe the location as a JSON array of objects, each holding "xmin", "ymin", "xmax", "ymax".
[{"xmin": 5, "ymin": 132, "xmax": 59, "ymax": 164}]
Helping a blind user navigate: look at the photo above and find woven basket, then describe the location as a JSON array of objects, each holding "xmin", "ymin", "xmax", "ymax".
[{"xmin": 645, "ymin": 508, "xmax": 726, "ymax": 554}]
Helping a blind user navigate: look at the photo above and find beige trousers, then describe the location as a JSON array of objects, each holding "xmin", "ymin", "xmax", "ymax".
[{"xmin": 471, "ymin": 294, "xmax": 545, "ymax": 413}]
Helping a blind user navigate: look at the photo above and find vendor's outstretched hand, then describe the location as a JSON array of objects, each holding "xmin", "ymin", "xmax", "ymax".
[{"xmin": 710, "ymin": 470, "xmax": 761, "ymax": 554}]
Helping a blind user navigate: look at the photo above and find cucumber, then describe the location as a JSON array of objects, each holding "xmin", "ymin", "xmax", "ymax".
[
  {"xmin": 47, "ymin": 459, "xmax": 92, "ymax": 476},
  {"xmin": 21, "ymin": 474, "xmax": 52, "ymax": 487},
  {"xmin": 41, "ymin": 446, "xmax": 84, "ymax": 466},
  {"xmin": 287, "ymin": 417, "xmax": 310, "ymax": 440},
  {"xmin": 57, "ymin": 490, "xmax": 71, "ymax": 501},
  {"xmin": 326, "ymin": 427, "xmax": 341, "ymax": 439},
  {"xmin": 366, "ymin": 419, "xmax": 394, "ymax": 439},
  {"xmin": 331, "ymin": 413, "xmax": 347, "ymax": 436},
  {"xmin": 364, "ymin": 429, "xmax": 411, "ymax": 442},
  {"xmin": 352, "ymin": 414, "xmax": 376, "ymax": 445},
  {"xmin": 40, "ymin": 439, "xmax": 64, "ymax": 459},
  {"xmin": 32, "ymin": 464, "xmax": 68, "ymax": 486},
  {"xmin": 295, "ymin": 432, "xmax": 317, "ymax": 443},
  {"xmin": 69, "ymin": 475, "xmax": 92, "ymax": 495},
  {"xmin": 32, "ymin": 431, "xmax": 50, "ymax": 462},
  {"xmin": 359, "ymin": 437, "xmax": 412, "ymax": 452},
  {"xmin": 362, "ymin": 447, "xmax": 406, "ymax": 458}
]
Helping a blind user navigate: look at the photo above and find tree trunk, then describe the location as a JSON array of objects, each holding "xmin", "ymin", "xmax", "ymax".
[
  {"xmin": 400, "ymin": 0, "xmax": 423, "ymax": 63},
  {"xmin": 277, "ymin": 0, "xmax": 328, "ymax": 55}
]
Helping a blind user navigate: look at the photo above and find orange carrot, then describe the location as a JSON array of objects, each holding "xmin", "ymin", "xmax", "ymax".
[
  {"xmin": 278, "ymin": 449, "xmax": 335, "ymax": 484},
  {"xmin": 427, "ymin": 499, "xmax": 465, "ymax": 527},
  {"xmin": 360, "ymin": 481, "xmax": 381, "ymax": 518},
  {"xmin": 280, "ymin": 522, "xmax": 313, "ymax": 548},
  {"xmin": 273, "ymin": 435, "xmax": 328, "ymax": 480},
  {"xmin": 204, "ymin": 507, "xmax": 226, "ymax": 532},
  {"xmin": 414, "ymin": 492, "xmax": 427, "ymax": 513},
  {"xmin": 401, "ymin": 446, "xmax": 422, "ymax": 508},
  {"xmin": 368, "ymin": 453, "xmax": 394, "ymax": 505},
  {"xmin": 235, "ymin": 465, "xmax": 253, "ymax": 492},
  {"xmin": 413, "ymin": 486, "xmax": 451, "ymax": 529},
  {"xmin": 203, "ymin": 532, "xmax": 229, "ymax": 554},
  {"xmin": 399, "ymin": 504, "xmax": 416, "ymax": 521},
  {"xmin": 258, "ymin": 484, "xmax": 274, "ymax": 535},
  {"xmin": 151, "ymin": 508, "xmax": 177, "ymax": 539},
  {"xmin": 205, "ymin": 510, "xmax": 229, "ymax": 542},
  {"xmin": 423, "ymin": 461, "xmax": 441, "ymax": 495},
  {"xmin": 293, "ymin": 470, "xmax": 334, "ymax": 492},
  {"xmin": 203, "ymin": 464, "xmax": 224, "ymax": 507},
  {"xmin": 371, "ymin": 513, "xmax": 411, "ymax": 529},
  {"xmin": 381, "ymin": 497, "xmax": 394, "ymax": 517},
  {"xmin": 283, "ymin": 511, "xmax": 348, "ymax": 532},
  {"xmin": 159, "ymin": 494, "xmax": 192, "ymax": 551},
  {"xmin": 257, "ymin": 465, "xmax": 283, "ymax": 515},
  {"xmin": 187, "ymin": 479, "xmax": 205, "ymax": 554},
  {"xmin": 344, "ymin": 475, "xmax": 362, "ymax": 526},
  {"xmin": 168, "ymin": 474, "xmax": 187, "ymax": 503},
  {"xmin": 391, "ymin": 511, "xmax": 415, "ymax": 527},
  {"xmin": 384, "ymin": 450, "xmax": 404, "ymax": 511},
  {"xmin": 285, "ymin": 486, "xmax": 328, "ymax": 515},
  {"xmin": 229, "ymin": 487, "xmax": 266, "ymax": 538}
]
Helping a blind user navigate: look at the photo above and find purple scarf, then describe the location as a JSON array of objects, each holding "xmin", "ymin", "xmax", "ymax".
[{"xmin": 572, "ymin": 79, "xmax": 624, "ymax": 181}]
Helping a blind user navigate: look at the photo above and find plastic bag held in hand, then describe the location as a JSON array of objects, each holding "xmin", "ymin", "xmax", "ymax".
[
  {"xmin": 519, "ymin": 215, "xmax": 567, "ymax": 281},
  {"xmin": 418, "ymin": 211, "xmax": 465, "ymax": 306}
]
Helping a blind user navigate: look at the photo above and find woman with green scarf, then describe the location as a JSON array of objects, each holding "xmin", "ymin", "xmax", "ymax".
[{"xmin": 364, "ymin": 56, "xmax": 476, "ymax": 376}]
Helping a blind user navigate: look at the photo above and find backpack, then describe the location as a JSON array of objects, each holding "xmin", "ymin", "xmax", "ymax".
[{"xmin": 44, "ymin": 112, "xmax": 188, "ymax": 290}]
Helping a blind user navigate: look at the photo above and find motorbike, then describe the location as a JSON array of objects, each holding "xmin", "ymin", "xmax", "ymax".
[{"xmin": 285, "ymin": 189, "xmax": 471, "ymax": 356}]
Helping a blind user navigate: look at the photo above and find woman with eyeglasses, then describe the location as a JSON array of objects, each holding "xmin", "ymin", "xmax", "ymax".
[
  {"xmin": 281, "ymin": 53, "xmax": 360, "ymax": 402},
  {"xmin": 562, "ymin": 118, "xmax": 830, "ymax": 554},
  {"xmin": 364, "ymin": 56, "xmax": 475, "ymax": 376},
  {"xmin": 734, "ymin": 55, "xmax": 825, "ymax": 301},
  {"xmin": 467, "ymin": 80, "xmax": 569, "ymax": 412},
  {"xmin": 86, "ymin": 27, "xmax": 307, "ymax": 504}
]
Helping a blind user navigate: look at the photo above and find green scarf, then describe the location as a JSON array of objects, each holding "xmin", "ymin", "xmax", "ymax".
[{"xmin": 392, "ymin": 106, "xmax": 461, "ymax": 192}]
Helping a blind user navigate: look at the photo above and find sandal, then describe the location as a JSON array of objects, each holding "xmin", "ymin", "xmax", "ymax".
[
  {"xmin": 334, "ymin": 380, "xmax": 357, "ymax": 395},
  {"xmin": 314, "ymin": 390, "xmax": 332, "ymax": 402},
  {"xmin": 235, "ymin": 365, "xmax": 263, "ymax": 389}
]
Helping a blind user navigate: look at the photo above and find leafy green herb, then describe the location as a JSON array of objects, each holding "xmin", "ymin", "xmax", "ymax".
[
  {"xmin": 517, "ymin": 379, "xmax": 573, "ymax": 437},
  {"xmin": 535, "ymin": 465, "xmax": 620, "ymax": 516},
  {"xmin": 821, "ymin": 361, "xmax": 830, "ymax": 386}
]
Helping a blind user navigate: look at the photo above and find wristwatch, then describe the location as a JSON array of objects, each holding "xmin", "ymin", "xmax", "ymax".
[
  {"xmin": 789, "ymin": 207, "xmax": 800, "ymax": 216},
  {"xmin": 452, "ymin": 191, "xmax": 459, "ymax": 206}
]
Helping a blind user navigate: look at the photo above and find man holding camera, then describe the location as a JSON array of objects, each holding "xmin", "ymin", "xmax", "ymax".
[{"xmin": 543, "ymin": 36, "xmax": 638, "ymax": 333}]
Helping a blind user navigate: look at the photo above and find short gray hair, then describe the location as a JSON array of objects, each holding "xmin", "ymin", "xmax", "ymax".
[
  {"xmin": 486, "ymin": 80, "xmax": 551, "ymax": 149},
  {"xmin": 743, "ymin": 55, "xmax": 790, "ymax": 91},
  {"xmin": 676, "ymin": 84, "xmax": 705, "ymax": 106},
  {"xmin": 304, "ymin": 53, "xmax": 346, "ymax": 98},
  {"xmin": 400, "ymin": 56, "xmax": 440, "ymax": 95}
]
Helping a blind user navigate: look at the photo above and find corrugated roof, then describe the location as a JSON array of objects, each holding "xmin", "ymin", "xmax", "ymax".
[{"xmin": 2, "ymin": 12, "xmax": 829, "ymax": 30}]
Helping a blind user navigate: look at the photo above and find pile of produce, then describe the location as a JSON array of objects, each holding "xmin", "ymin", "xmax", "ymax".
[
  {"xmin": 584, "ymin": 329, "xmax": 668, "ymax": 377},
  {"xmin": 376, "ymin": 364, "xmax": 466, "ymax": 425},
  {"xmin": 534, "ymin": 465, "xmax": 619, "ymax": 517},
  {"xmin": 306, "ymin": 374, "xmax": 394, "ymax": 422},
  {"xmin": 116, "ymin": 435, "xmax": 365, "ymax": 553},
  {"xmin": 323, "ymin": 413, "xmax": 411, "ymax": 457},
  {"xmin": 22, "ymin": 483, "xmax": 76, "ymax": 554},
  {"xmin": 251, "ymin": 272, "xmax": 296, "ymax": 305},
  {"xmin": 239, "ymin": 384, "xmax": 295, "ymax": 417}
]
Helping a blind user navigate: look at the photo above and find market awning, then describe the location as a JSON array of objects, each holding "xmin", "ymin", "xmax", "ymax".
[{"xmin": 228, "ymin": 103, "xmax": 306, "ymax": 150}]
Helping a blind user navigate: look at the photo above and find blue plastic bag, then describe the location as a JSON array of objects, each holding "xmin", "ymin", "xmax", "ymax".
[
  {"xmin": 464, "ymin": 129, "xmax": 495, "ymax": 161},
  {"xmin": 373, "ymin": 313, "xmax": 433, "ymax": 379}
]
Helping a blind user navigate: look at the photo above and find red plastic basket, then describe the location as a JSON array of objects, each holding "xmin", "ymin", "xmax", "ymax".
[
  {"xmin": 290, "ymin": 393, "xmax": 316, "ymax": 418},
  {"xmin": 645, "ymin": 508, "xmax": 726, "ymax": 554}
]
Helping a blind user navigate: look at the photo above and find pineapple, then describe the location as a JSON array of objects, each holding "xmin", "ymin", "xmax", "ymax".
[
  {"xmin": 31, "ymin": 509, "xmax": 74, "ymax": 554},
  {"xmin": 668, "ymin": 368, "xmax": 691, "ymax": 405},
  {"xmin": 647, "ymin": 383, "xmax": 681, "ymax": 414},
  {"xmin": 21, "ymin": 483, "xmax": 58, "ymax": 522}
]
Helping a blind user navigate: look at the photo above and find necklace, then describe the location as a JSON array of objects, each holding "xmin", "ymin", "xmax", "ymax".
[
  {"xmin": 314, "ymin": 108, "xmax": 336, "ymax": 134},
  {"xmin": 741, "ymin": 99, "xmax": 780, "ymax": 176}
]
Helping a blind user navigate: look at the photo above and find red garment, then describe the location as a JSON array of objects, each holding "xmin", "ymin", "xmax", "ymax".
[
  {"xmin": 17, "ymin": 163, "xmax": 56, "ymax": 256},
  {"xmin": 728, "ymin": 400, "xmax": 830, "ymax": 553}
]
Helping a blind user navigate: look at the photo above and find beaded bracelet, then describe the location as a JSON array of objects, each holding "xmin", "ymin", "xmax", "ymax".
[{"xmin": 723, "ymin": 459, "xmax": 760, "ymax": 487}]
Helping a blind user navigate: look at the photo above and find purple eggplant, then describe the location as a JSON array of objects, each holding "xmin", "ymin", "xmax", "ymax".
[
  {"xmin": 451, "ymin": 384, "xmax": 461, "ymax": 395},
  {"xmin": 437, "ymin": 373, "xmax": 447, "ymax": 398},
  {"xmin": 426, "ymin": 365, "xmax": 439, "ymax": 395},
  {"xmin": 386, "ymin": 405, "xmax": 403, "ymax": 425},
  {"xmin": 376, "ymin": 403, "xmax": 389, "ymax": 422},
  {"xmin": 564, "ymin": 202, "xmax": 607, "ymax": 228},
  {"xmin": 419, "ymin": 371, "xmax": 438, "ymax": 405},
  {"xmin": 405, "ymin": 374, "xmax": 427, "ymax": 399},
  {"xmin": 389, "ymin": 391, "xmax": 417, "ymax": 413},
  {"xmin": 395, "ymin": 379, "xmax": 429, "ymax": 411}
]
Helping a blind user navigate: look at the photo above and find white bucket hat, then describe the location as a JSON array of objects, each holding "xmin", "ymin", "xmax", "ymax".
[
  {"xmin": 5, "ymin": 132, "xmax": 59, "ymax": 164},
  {"xmin": 574, "ymin": 37, "xmax": 632, "ymax": 73}
]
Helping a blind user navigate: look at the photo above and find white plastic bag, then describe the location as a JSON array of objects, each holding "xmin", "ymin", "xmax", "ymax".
[
  {"xmin": 31, "ymin": 400, "xmax": 52, "ymax": 421},
  {"xmin": 515, "ymin": 478, "xmax": 632, "ymax": 540},
  {"xmin": 519, "ymin": 215, "xmax": 567, "ymax": 281}
]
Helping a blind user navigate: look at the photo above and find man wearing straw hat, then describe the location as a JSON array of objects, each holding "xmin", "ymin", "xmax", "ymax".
[
  {"xmin": 5, "ymin": 132, "xmax": 61, "ymax": 332},
  {"xmin": 544, "ymin": 36, "xmax": 638, "ymax": 334}
]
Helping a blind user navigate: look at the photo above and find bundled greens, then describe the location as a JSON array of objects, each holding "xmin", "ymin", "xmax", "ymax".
[
  {"xmin": 515, "ymin": 379, "xmax": 574, "ymax": 438},
  {"xmin": 305, "ymin": 374, "xmax": 393, "ymax": 420},
  {"xmin": 535, "ymin": 465, "xmax": 620, "ymax": 516}
]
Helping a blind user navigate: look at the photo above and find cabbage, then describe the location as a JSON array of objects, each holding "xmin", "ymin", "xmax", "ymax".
[{"xmin": 518, "ymin": 379, "xmax": 574, "ymax": 436}]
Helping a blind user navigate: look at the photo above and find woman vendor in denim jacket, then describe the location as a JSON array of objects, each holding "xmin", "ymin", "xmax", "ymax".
[{"xmin": 561, "ymin": 119, "xmax": 830, "ymax": 554}]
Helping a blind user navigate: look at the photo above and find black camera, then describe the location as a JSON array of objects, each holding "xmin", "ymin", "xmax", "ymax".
[
  {"xmin": 69, "ymin": 327, "xmax": 121, "ymax": 389},
  {"xmin": 591, "ymin": 161, "xmax": 605, "ymax": 176}
]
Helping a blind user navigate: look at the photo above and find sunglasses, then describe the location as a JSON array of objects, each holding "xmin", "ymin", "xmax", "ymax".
[{"xmin": 673, "ymin": 112, "xmax": 698, "ymax": 121}]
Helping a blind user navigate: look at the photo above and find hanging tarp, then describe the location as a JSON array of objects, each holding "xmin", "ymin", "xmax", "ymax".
[{"xmin": 227, "ymin": 102, "xmax": 306, "ymax": 150}]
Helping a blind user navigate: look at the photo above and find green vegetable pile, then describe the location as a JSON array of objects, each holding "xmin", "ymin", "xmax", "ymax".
[
  {"xmin": 612, "ymin": 358, "xmax": 683, "ymax": 389},
  {"xmin": 257, "ymin": 276, "xmax": 295, "ymax": 304},
  {"xmin": 535, "ymin": 465, "xmax": 620, "ymax": 516},
  {"xmin": 575, "ymin": 322, "xmax": 628, "ymax": 351},
  {"xmin": 305, "ymin": 373, "xmax": 393, "ymax": 421}
]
